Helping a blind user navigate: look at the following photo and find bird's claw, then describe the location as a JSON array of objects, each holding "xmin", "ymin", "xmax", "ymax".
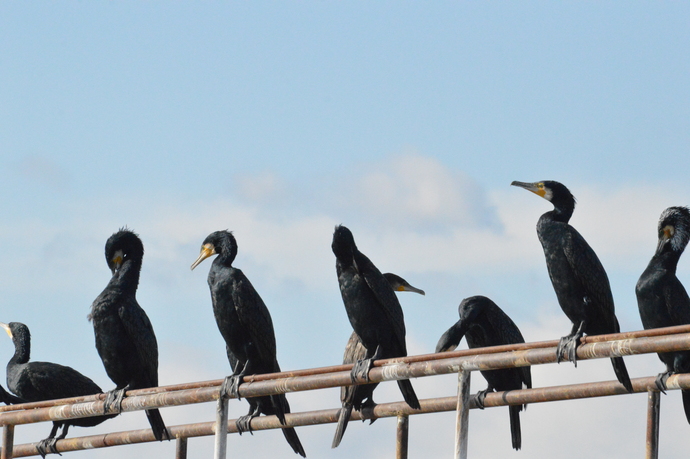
[
  {"xmin": 351, "ymin": 358, "xmax": 373, "ymax": 384},
  {"xmin": 472, "ymin": 389, "xmax": 491, "ymax": 410},
  {"xmin": 236, "ymin": 414, "xmax": 255, "ymax": 435},
  {"xmin": 655, "ymin": 372, "xmax": 671, "ymax": 394},
  {"xmin": 35, "ymin": 438, "xmax": 60, "ymax": 458},
  {"xmin": 557, "ymin": 334, "xmax": 580, "ymax": 367},
  {"xmin": 103, "ymin": 388, "xmax": 126, "ymax": 415},
  {"xmin": 221, "ymin": 375, "xmax": 242, "ymax": 401},
  {"xmin": 360, "ymin": 400, "xmax": 377, "ymax": 424}
]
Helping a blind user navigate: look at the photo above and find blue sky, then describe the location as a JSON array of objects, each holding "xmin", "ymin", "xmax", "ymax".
[{"xmin": 1, "ymin": 3, "xmax": 690, "ymax": 458}]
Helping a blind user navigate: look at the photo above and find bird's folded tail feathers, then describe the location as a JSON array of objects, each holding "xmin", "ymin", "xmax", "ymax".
[
  {"xmin": 610, "ymin": 357, "xmax": 633, "ymax": 392},
  {"xmin": 397, "ymin": 379, "xmax": 420, "ymax": 410},
  {"xmin": 146, "ymin": 408, "xmax": 171, "ymax": 441},
  {"xmin": 509, "ymin": 404, "xmax": 522, "ymax": 450},
  {"xmin": 282, "ymin": 426, "xmax": 306, "ymax": 457},
  {"xmin": 331, "ymin": 404, "xmax": 353, "ymax": 448},
  {"xmin": 682, "ymin": 389, "xmax": 690, "ymax": 425}
]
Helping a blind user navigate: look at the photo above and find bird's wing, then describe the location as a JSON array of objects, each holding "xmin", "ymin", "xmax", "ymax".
[
  {"xmin": 665, "ymin": 278, "xmax": 690, "ymax": 325},
  {"xmin": 563, "ymin": 227, "xmax": 617, "ymax": 327},
  {"xmin": 26, "ymin": 362, "xmax": 102, "ymax": 400},
  {"xmin": 231, "ymin": 272, "xmax": 279, "ymax": 371},
  {"xmin": 119, "ymin": 300, "xmax": 160, "ymax": 387},
  {"xmin": 356, "ymin": 251, "xmax": 408, "ymax": 354}
]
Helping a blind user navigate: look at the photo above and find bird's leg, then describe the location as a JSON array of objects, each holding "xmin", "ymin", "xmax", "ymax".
[
  {"xmin": 35, "ymin": 423, "xmax": 60, "ymax": 458},
  {"xmin": 236, "ymin": 404, "xmax": 261, "ymax": 435},
  {"xmin": 104, "ymin": 384, "xmax": 130, "ymax": 415},
  {"xmin": 471, "ymin": 385, "xmax": 494, "ymax": 410},
  {"xmin": 221, "ymin": 360, "xmax": 249, "ymax": 401},
  {"xmin": 557, "ymin": 321, "xmax": 585, "ymax": 366},
  {"xmin": 351, "ymin": 345, "xmax": 381, "ymax": 384},
  {"xmin": 655, "ymin": 371, "xmax": 673, "ymax": 394}
]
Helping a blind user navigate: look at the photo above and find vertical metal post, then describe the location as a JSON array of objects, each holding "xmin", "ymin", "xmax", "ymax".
[
  {"xmin": 2, "ymin": 425, "xmax": 14, "ymax": 459},
  {"xmin": 396, "ymin": 414, "xmax": 409, "ymax": 459},
  {"xmin": 175, "ymin": 436, "xmax": 188, "ymax": 459},
  {"xmin": 455, "ymin": 370, "xmax": 471, "ymax": 459},
  {"xmin": 213, "ymin": 396, "xmax": 229, "ymax": 459},
  {"xmin": 646, "ymin": 390, "xmax": 660, "ymax": 459}
]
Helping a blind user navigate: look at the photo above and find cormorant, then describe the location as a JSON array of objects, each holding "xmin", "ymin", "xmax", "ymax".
[
  {"xmin": 332, "ymin": 273, "xmax": 425, "ymax": 448},
  {"xmin": 190, "ymin": 230, "xmax": 306, "ymax": 457},
  {"xmin": 89, "ymin": 229, "xmax": 170, "ymax": 441},
  {"xmin": 331, "ymin": 225, "xmax": 421, "ymax": 415},
  {"xmin": 435, "ymin": 296, "xmax": 531, "ymax": 450},
  {"xmin": 1, "ymin": 322, "xmax": 115, "ymax": 457},
  {"xmin": 636, "ymin": 206, "xmax": 690, "ymax": 422},
  {"xmin": 511, "ymin": 181, "xmax": 632, "ymax": 392}
]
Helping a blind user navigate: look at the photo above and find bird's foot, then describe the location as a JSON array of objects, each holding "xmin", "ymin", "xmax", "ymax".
[
  {"xmin": 103, "ymin": 388, "xmax": 126, "ymax": 415},
  {"xmin": 360, "ymin": 399, "xmax": 378, "ymax": 425},
  {"xmin": 655, "ymin": 371, "xmax": 672, "ymax": 394},
  {"xmin": 556, "ymin": 334, "xmax": 581, "ymax": 367},
  {"xmin": 351, "ymin": 358, "xmax": 373, "ymax": 384},
  {"xmin": 471, "ymin": 388, "xmax": 492, "ymax": 410},
  {"xmin": 220, "ymin": 375, "xmax": 242, "ymax": 400},
  {"xmin": 236, "ymin": 414, "xmax": 257, "ymax": 435},
  {"xmin": 35, "ymin": 438, "xmax": 60, "ymax": 458}
]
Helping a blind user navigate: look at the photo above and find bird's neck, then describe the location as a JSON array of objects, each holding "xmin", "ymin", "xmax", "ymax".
[
  {"xmin": 651, "ymin": 249, "xmax": 681, "ymax": 274},
  {"xmin": 9, "ymin": 339, "xmax": 29, "ymax": 366},
  {"xmin": 113, "ymin": 259, "xmax": 142, "ymax": 293},
  {"xmin": 543, "ymin": 205, "xmax": 573, "ymax": 223}
]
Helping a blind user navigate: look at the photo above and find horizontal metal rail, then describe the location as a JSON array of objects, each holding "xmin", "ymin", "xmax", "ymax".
[
  {"xmin": 3, "ymin": 324, "xmax": 690, "ymax": 415},
  {"xmin": 1, "ymin": 330, "xmax": 690, "ymax": 428},
  {"xmin": 6, "ymin": 372, "xmax": 690, "ymax": 457}
]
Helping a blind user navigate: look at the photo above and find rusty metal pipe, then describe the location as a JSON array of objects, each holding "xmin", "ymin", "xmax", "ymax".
[
  {"xmin": 455, "ymin": 370, "xmax": 470, "ymax": 459},
  {"xmin": 396, "ymin": 415, "xmax": 408, "ymax": 459},
  {"xmin": 10, "ymin": 373, "xmax": 690, "ymax": 457},
  {"xmin": 646, "ymin": 390, "xmax": 660, "ymax": 459},
  {"xmin": 3, "ymin": 332, "xmax": 690, "ymax": 429},
  {"xmin": 2, "ymin": 424, "xmax": 14, "ymax": 459}
]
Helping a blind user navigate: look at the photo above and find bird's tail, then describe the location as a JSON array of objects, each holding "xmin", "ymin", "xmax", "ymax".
[
  {"xmin": 281, "ymin": 426, "xmax": 306, "ymax": 457},
  {"xmin": 397, "ymin": 379, "xmax": 420, "ymax": 410},
  {"xmin": 509, "ymin": 404, "xmax": 523, "ymax": 450},
  {"xmin": 146, "ymin": 408, "xmax": 171, "ymax": 441},
  {"xmin": 610, "ymin": 357, "xmax": 633, "ymax": 392},
  {"xmin": 331, "ymin": 404, "xmax": 353, "ymax": 448},
  {"xmin": 682, "ymin": 390, "xmax": 690, "ymax": 425}
]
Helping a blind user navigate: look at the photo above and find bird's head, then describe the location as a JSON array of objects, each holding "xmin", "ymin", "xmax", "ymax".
[
  {"xmin": 105, "ymin": 228, "xmax": 144, "ymax": 274},
  {"xmin": 331, "ymin": 225, "xmax": 356, "ymax": 262},
  {"xmin": 656, "ymin": 206, "xmax": 690, "ymax": 255},
  {"xmin": 511, "ymin": 180, "xmax": 576, "ymax": 218},
  {"xmin": 191, "ymin": 230, "xmax": 236, "ymax": 270}
]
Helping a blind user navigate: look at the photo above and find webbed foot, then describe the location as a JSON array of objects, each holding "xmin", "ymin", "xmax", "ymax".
[
  {"xmin": 351, "ymin": 358, "xmax": 374, "ymax": 384},
  {"xmin": 655, "ymin": 371, "xmax": 672, "ymax": 394},
  {"xmin": 104, "ymin": 387, "xmax": 127, "ymax": 414},
  {"xmin": 236, "ymin": 414, "xmax": 257, "ymax": 435},
  {"xmin": 35, "ymin": 438, "xmax": 60, "ymax": 458},
  {"xmin": 557, "ymin": 333, "xmax": 582, "ymax": 366},
  {"xmin": 472, "ymin": 388, "xmax": 492, "ymax": 410},
  {"xmin": 220, "ymin": 375, "xmax": 242, "ymax": 400}
]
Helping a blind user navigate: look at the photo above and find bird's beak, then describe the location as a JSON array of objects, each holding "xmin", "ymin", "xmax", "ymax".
[
  {"xmin": 511, "ymin": 181, "xmax": 546, "ymax": 198},
  {"xmin": 656, "ymin": 226, "xmax": 674, "ymax": 254},
  {"xmin": 0, "ymin": 323, "xmax": 12, "ymax": 339},
  {"xmin": 399, "ymin": 285, "xmax": 425, "ymax": 296},
  {"xmin": 191, "ymin": 244, "xmax": 216, "ymax": 270},
  {"xmin": 110, "ymin": 250, "xmax": 124, "ymax": 273}
]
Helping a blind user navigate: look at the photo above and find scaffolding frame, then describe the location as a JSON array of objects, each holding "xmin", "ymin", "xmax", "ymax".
[{"xmin": 2, "ymin": 325, "xmax": 690, "ymax": 459}]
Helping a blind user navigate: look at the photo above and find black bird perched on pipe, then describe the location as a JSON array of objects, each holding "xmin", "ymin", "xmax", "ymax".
[
  {"xmin": 636, "ymin": 206, "xmax": 690, "ymax": 423},
  {"xmin": 191, "ymin": 230, "xmax": 306, "ymax": 457},
  {"xmin": 511, "ymin": 181, "xmax": 633, "ymax": 392},
  {"xmin": 332, "ymin": 273, "xmax": 424, "ymax": 448},
  {"xmin": 89, "ymin": 229, "xmax": 170, "ymax": 441},
  {"xmin": 435, "ymin": 296, "xmax": 531, "ymax": 450},
  {"xmin": 1, "ymin": 322, "xmax": 116, "ymax": 458},
  {"xmin": 331, "ymin": 225, "xmax": 421, "ymax": 415}
]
